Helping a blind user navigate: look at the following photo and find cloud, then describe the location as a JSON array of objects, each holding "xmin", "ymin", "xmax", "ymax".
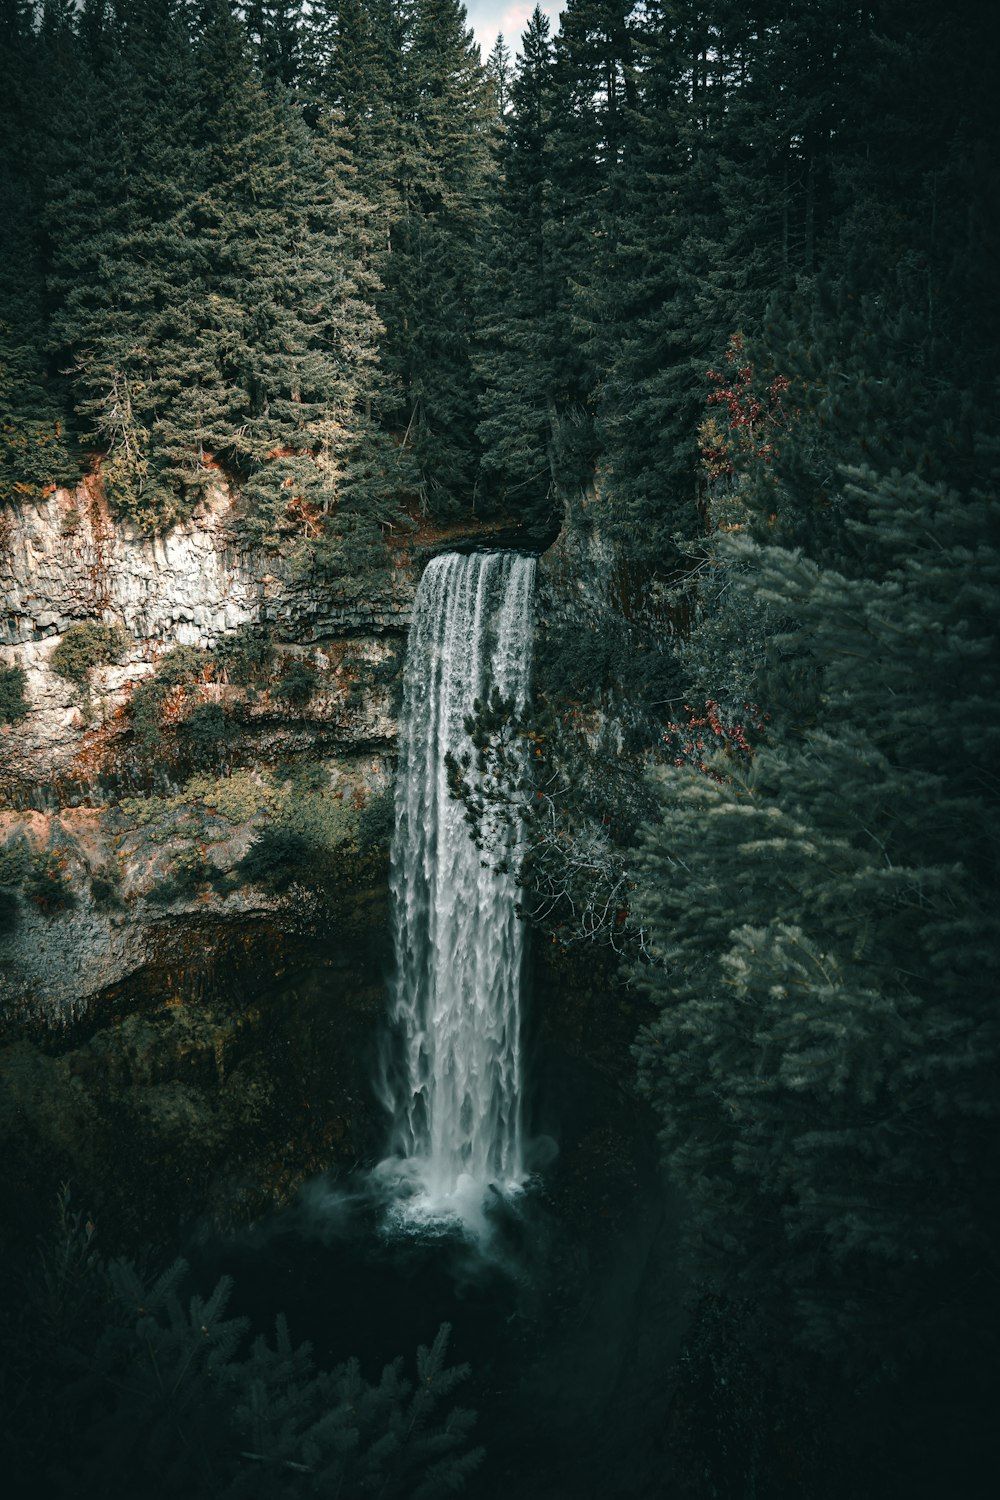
[
  {"xmin": 500, "ymin": 1, "xmax": 536, "ymax": 43},
  {"xmin": 466, "ymin": 1, "xmax": 560, "ymax": 54}
]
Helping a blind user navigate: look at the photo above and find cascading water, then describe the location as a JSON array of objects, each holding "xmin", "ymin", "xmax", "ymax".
[{"xmin": 380, "ymin": 550, "xmax": 536, "ymax": 1223}]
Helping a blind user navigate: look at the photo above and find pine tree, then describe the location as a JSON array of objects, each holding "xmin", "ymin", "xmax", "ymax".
[
  {"xmin": 595, "ymin": 0, "xmax": 738, "ymax": 565},
  {"xmin": 245, "ymin": 0, "xmax": 304, "ymax": 88},
  {"xmin": 0, "ymin": 0, "xmax": 74, "ymax": 501},
  {"xmin": 545, "ymin": 0, "xmax": 637, "ymax": 493},
  {"xmin": 46, "ymin": 0, "xmax": 211, "ymax": 527},
  {"xmin": 43, "ymin": 0, "xmax": 394, "ymax": 552},
  {"xmin": 634, "ymin": 443, "xmax": 1000, "ymax": 1368},
  {"xmin": 631, "ymin": 2, "xmax": 1000, "ymax": 1382},
  {"xmin": 378, "ymin": 0, "xmax": 494, "ymax": 515},
  {"xmin": 475, "ymin": 6, "xmax": 559, "ymax": 529},
  {"xmin": 484, "ymin": 31, "xmax": 511, "ymax": 118}
]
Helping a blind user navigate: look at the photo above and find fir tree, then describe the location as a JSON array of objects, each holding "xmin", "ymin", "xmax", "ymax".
[
  {"xmin": 379, "ymin": 0, "xmax": 494, "ymax": 514},
  {"xmin": 245, "ymin": 0, "xmax": 304, "ymax": 88},
  {"xmin": 0, "ymin": 0, "xmax": 74, "ymax": 501},
  {"xmin": 475, "ymin": 5, "xmax": 559, "ymax": 529},
  {"xmin": 46, "ymin": 0, "xmax": 212, "ymax": 527},
  {"xmin": 545, "ymin": 0, "xmax": 637, "ymax": 492}
]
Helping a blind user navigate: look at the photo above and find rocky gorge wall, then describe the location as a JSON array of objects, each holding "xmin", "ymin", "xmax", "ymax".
[
  {"xmin": 0, "ymin": 477, "xmax": 418, "ymax": 1240},
  {"xmin": 0, "ymin": 477, "xmax": 416, "ymax": 1022},
  {"xmin": 0, "ymin": 476, "xmax": 410, "ymax": 791}
]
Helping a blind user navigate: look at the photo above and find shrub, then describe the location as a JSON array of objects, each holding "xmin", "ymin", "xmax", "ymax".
[
  {"xmin": 0, "ymin": 663, "xmax": 29, "ymax": 723},
  {"xmin": 238, "ymin": 827, "xmax": 312, "ymax": 891},
  {"xmin": 147, "ymin": 845, "xmax": 213, "ymax": 905},
  {"xmin": 2, "ymin": 1193, "xmax": 483, "ymax": 1499},
  {"xmin": 272, "ymin": 660, "xmax": 319, "ymax": 707},
  {"xmin": 155, "ymin": 645, "xmax": 207, "ymax": 689},
  {"xmin": 215, "ymin": 625, "xmax": 274, "ymax": 686},
  {"xmin": 238, "ymin": 786, "xmax": 360, "ymax": 894},
  {"xmin": 50, "ymin": 621, "xmax": 128, "ymax": 687},
  {"xmin": 357, "ymin": 786, "xmax": 395, "ymax": 857},
  {"xmin": 24, "ymin": 848, "xmax": 76, "ymax": 913},
  {"xmin": 181, "ymin": 771, "xmax": 276, "ymax": 824},
  {"xmin": 176, "ymin": 703, "xmax": 237, "ymax": 770},
  {"xmin": 129, "ymin": 646, "xmax": 208, "ymax": 753}
]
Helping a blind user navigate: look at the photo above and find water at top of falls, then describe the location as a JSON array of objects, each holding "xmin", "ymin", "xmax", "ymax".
[{"xmin": 379, "ymin": 550, "xmax": 537, "ymax": 1230}]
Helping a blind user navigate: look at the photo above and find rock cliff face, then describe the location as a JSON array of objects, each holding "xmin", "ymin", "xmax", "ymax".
[
  {"xmin": 0, "ymin": 477, "xmax": 414, "ymax": 1019},
  {"xmin": 0, "ymin": 477, "xmax": 412, "ymax": 793}
]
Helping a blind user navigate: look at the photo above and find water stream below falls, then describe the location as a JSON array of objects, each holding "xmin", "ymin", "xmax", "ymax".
[{"xmin": 380, "ymin": 550, "xmax": 537, "ymax": 1223}]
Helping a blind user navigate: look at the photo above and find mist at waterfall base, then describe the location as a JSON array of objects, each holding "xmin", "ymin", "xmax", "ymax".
[
  {"xmin": 191, "ymin": 1039, "xmax": 681, "ymax": 1500},
  {"xmin": 189, "ymin": 551, "xmax": 684, "ymax": 1496}
]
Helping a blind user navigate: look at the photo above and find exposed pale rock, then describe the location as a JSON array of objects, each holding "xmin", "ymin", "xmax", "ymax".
[{"xmin": 0, "ymin": 479, "xmax": 414, "ymax": 786}]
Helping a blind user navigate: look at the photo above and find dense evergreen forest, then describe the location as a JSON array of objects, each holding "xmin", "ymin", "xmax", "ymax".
[{"xmin": 1, "ymin": 0, "xmax": 998, "ymax": 1495}]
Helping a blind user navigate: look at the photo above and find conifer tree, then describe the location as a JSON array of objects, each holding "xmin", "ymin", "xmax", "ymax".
[
  {"xmin": 596, "ymin": 0, "xmax": 735, "ymax": 564},
  {"xmin": 475, "ymin": 6, "xmax": 559, "ymax": 528},
  {"xmin": 634, "ymin": 437, "xmax": 1000, "ymax": 1371},
  {"xmin": 544, "ymin": 0, "xmax": 637, "ymax": 491},
  {"xmin": 378, "ymin": 0, "xmax": 493, "ymax": 514},
  {"xmin": 245, "ymin": 0, "xmax": 304, "ymax": 88},
  {"xmin": 0, "ymin": 0, "xmax": 73, "ymax": 501},
  {"xmin": 46, "ymin": 0, "xmax": 211, "ymax": 527},
  {"xmin": 42, "ymin": 0, "xmax": 394, "ymax": 554},
  {"xmin": 485, "ymin": 31, "xmax": 511, "ymax": 118},
  {"xmin": 631, "ymin": 1, "xmax": 1000, "ymax": 1378}
]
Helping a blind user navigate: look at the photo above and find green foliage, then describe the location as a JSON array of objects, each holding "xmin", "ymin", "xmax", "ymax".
[
  {"xmin": 629, "ymin": 62, "xmax": 999, "ymax": 1385},
  {"xmin": 475, "ymin": 5, "xmax": 558, "ymax": 529},
  {"xmin": 155, "ymin": 646, "xmax": 207, "ymax": 689},
  {"xmin": 215, "ymin": 626, "xmax": 274, "ymax": 687},
  {"xmin": 24, "ymin": 848, "xmax": 76, "ymax": 914},
  {"xmin": 176, "ymin": 703, "xmax": 238, "ymax": 771},
  {"xmin": 129, "ymin": 646, "xmax": 208, "ymax": 755},
  {"xmin": 50, "ymin": 621, "xmax": 128, "ymax": 688},
  {"xmin": 237, "ymin": 827, "xmax": 314, "ymax": 893},
  {"xmin": 272, "ymin": 660, "xmax": 319, "ymax": 708},
  {"xmin": 0, "ymin": 835, "xmax": 75, "ymax": 920},
  {"xmin": 0, "ymin": 1, "xmax": 76, "ymax": 503},
  {"xmin": 357, "ymin": 785, "xmax": 395, "ymax": 858},
  {"xmin": 238, "ymin": 781, "xmax": 361, "ymax": 894},
  {"xmin": 0, "ymin": 663, "xmax": 29, "ymax": 723},
  {"xmin": 1, "ymin": 1192, "xmax": 483, "ymax": 1499},
  {"xmin": 180, "ymin": 771, "xmax": 278, "ymax": 825}
]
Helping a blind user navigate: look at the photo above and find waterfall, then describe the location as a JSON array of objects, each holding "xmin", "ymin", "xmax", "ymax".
[{"xmin": 382, "ymin": 550, "xmax": 536, "ymax": 1222}]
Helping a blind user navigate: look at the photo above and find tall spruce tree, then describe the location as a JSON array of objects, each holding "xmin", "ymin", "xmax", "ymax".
[
  {"xmin": 631, "ymin": 0, "xmax": 1000, "ymax": 1420},
  {"xmin": 377, "ymin": 0, "xmax": 493, "ymax": 514},
  {"xmin": 0, "ymin": 0, "xmax": 73, "ymax": 501},
  {"xmin": 46, "ymin": 0, "xmax": 208, "ymax": 527},
  {"xmin": 475, "ymin": 6, "xmax": 559, "ymax": 529},
  {"xmin": 245, "ymin": 0, "xmax": 304, "ymax": 88},
  {"xmin": 544, "ymin": 0, "xmax": 637, "ymax": 493},
  {"xmin": 596, "ymin": 0, "xmax": 741, "ymax": 565}
]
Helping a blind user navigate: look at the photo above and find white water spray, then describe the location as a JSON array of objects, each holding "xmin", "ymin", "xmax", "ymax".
[{"xmin": 381, "ymin": 550, "xmax": 536, "ymax": 1223}]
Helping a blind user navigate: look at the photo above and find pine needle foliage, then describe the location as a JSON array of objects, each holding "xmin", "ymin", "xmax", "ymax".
[{"xmin": 2, "ymin": 1191, "xmax": 483, "ymax": 1500}]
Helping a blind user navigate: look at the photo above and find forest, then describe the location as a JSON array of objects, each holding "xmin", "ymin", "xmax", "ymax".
[{"xmin": 1, "ymin": 0, "xmax": 998, "ymax": 1496}]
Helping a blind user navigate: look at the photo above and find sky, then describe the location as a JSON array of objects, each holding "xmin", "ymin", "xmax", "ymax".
[{"xmin": 464, "ymin": 1, "xmax": 562, "ymax": 57}]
